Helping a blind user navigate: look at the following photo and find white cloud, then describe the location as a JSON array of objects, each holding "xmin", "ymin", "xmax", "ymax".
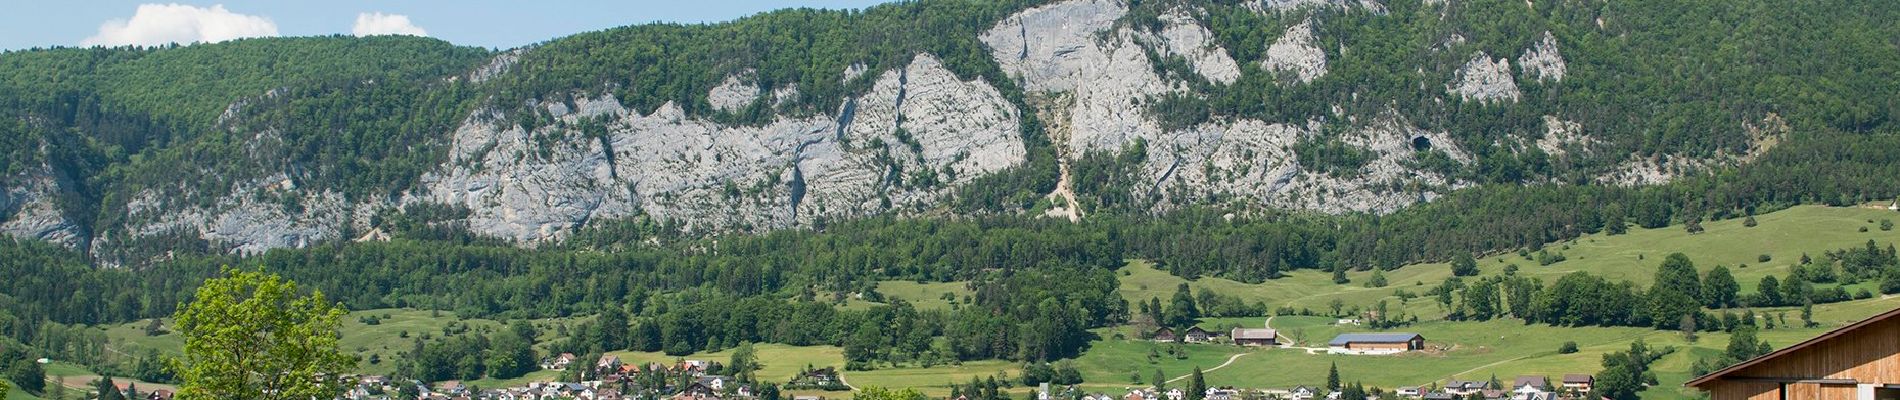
[
  {"xmin": 82, "ymin": 3, "xmax": 278, "ymax": 47},
  {"xmin": 352, "ymin": 12, "xmax": 428, "ymax": 37}
]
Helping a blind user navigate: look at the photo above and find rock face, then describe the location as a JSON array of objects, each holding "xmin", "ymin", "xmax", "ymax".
[
  {"xmin": 1518, "ymin": 32, "xmax": 1566, "ymax": 83},
  {"xmin": 708, "ymin": 72, "xmax": 763, "ymax": 112},
  {"xmin": 1263, "ymin": 19, "xmax": 1328, "ymax": 83},
  {"xmin": 123, "ymin": 174, "xmax": 354, "ymax": 256},
  {"xmin": 409, "ymin": 53, "xmax": 1024, "ymax": 243},
  {"xmin": 1449, "ymin": 52, "xmax": 1521, "ymax": 103},
  {"xmin": 1150, "ymin": 11, "xmax": 1242, "ymax": 84},
  {"xmin": 982, "ymin": 0, "xmax": 1467, "ymax": 215},
  {"xmin": 0, "ymin": 170, "xmax": 86, "ymax": 248}
]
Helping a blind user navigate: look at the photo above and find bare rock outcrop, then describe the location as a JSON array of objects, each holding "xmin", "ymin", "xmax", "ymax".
[
  {"xmin": 1151, "ymin": 11, "xmax": 1242, "ymax": 84},
  {"xmin": 708, "ymin": 72, "xmax": 763, "ymax": 112},
  {"xmin": 411, "ymin": 53, "xmax": 1024, "ymax": 243},
  {"xmin": 1263, "ymin": 19, "xmax": 1328, "ymax": 83},
  {"xmin": 1518, "ymin": 32, "xmax": 1566, "ymax": 83},
  {"xmin": 0, "ymin": 170, "xmax": 86, "ymax": 248},
  {"xmin": 1449, "ymin": 52, "xmax": 1520, "ymax": 103}
]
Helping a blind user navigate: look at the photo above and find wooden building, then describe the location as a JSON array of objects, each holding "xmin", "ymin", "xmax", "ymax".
[
  {"xmin": 1183, "ymin": 327, "xmax": 1213, "ymax": 343},
  {"xmin": 1231, "ymin": 328, "xmax": 1278, "ymax": 346},
  {"xmin": 1687, "ymin": 306, "xmax": 1900, "ymax": 399},
  {"xmin": 1152, "ymin": 327, "xmax": 1177, "ymax": 342},
  {"xmin": 1327, "ymin": 332, "xmax": 1425, "ymax": 355}
]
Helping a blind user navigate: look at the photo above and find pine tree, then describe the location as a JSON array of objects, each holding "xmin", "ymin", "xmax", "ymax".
[
  {"xmin": 1154, "ymin": 369, "xmax": 1167, "ymax": 390},
  {"xmin": 96, "ymin": 376, "xmax": 126, "ymax": 400},
  {"xmin": 1187, "ymin": 367, "xmax": 1206, "ymax": 400},
  {"xmin": 1327, "ymin": 362, "xmax": 1341, "ymax": 391}
]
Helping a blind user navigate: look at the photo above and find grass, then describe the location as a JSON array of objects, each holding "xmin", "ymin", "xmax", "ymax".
[{"xmin": 841, "ymin": 280, "xmax": 976, "ymax": 311}]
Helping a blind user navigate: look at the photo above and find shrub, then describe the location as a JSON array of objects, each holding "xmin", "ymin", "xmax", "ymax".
[
  {"xmin": 1758, "ymin": 254, "xmax": 1773, "ymax": 263},
  {"xmin": 1558, "ymin": 341, "xmax": 1579, "ymax": 354}
]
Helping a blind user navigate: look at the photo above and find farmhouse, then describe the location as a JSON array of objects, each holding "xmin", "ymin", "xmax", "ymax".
[
  {"xmin": 1444, "ymin": 380, "xmax": 1493, "ymax": 396},
  {"xmin": 1231, "ymin": 328, "xmax": 1279, "ymax": 346},
  {"xmin": 1327, "ymin": 332, "xmax": 1425, "ymax": 355},
  {"xmin": 1687, "ymin": 306, "xmax": 1900, "ymax": 399},
  {"xmin": 1510, "ymin": 375, "xmax": 1550, "ymax": 400},
  {"xmin": 1183, "ymin": 327, "xmax": 1214, "ymax": 343},
  {"xmin": 1560, "ymin": 374, "xmax": 1593, "ymax": 393},
  {"xmin": 1153, "ymin": 327, "xmax": 1178, "ymax": 342}
]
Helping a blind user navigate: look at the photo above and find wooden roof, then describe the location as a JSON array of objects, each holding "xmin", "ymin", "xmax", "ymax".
[{"xmin": 1685, "ymin": 305, "xmax": 1900, "ymax": 387}]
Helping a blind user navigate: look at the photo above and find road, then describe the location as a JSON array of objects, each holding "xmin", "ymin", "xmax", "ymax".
[{"xmin": 1165, "ymin": 353, "xmax": 1252, "ymax": 384}]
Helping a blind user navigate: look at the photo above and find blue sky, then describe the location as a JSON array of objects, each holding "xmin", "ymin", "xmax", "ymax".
[{"xmin": 0, "ymin": 1, "xmax": 900, "ymax": 51}]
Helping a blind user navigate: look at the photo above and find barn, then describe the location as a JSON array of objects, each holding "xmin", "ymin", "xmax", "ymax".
[
  {"xmin": 1327, "ymin": 332, "xmax": 1424, "ymax": 355},
  {"xmin": 1231, "ymin": 328, "xmax": 1278, "ymax": 346},
  {"xmin": 1687, "ymin": 306, "xmax": 1900, "ymax": 399}
]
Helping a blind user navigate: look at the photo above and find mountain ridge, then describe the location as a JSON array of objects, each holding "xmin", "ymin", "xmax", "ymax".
[{"xmin": 2, "ymin": 0, "xmax": 1897, "ymax": 265}]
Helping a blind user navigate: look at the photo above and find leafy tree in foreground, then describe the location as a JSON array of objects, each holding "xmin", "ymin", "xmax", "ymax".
[{"xmin": 173, "ymin": 268, "xmax": 355, "ymax": 400}]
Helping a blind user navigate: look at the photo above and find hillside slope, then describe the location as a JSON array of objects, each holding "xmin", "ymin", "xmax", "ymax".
[{"xmin": 1, "ymin": 0, "xmax": 1898, "ymax": 263}]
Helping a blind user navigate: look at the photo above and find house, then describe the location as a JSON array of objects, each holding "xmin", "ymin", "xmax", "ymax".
[
  {"xmin": 1421, "ymin": 392, "xmax": 1456, "ymax": 400},
  {"xmin": 1231, "ymin": 328, "xmax": 1279, "ymax": 346},
  {"xmin": 1288, "ymin": 385, "xmax": 1319, "ymax": 400},
  {"xmin": 436, "ymin": 381, "xmax": 468, "ymax": 396},
  {"xmin": 1204, "ymin": 387, "xmax": 1241, "ymax": 400},
  {"xmin": 1559, "ymin": 374, "xmax": 1593, "ymax": 393},
  {"xmin": 1445, "ymin": 380, "xmax": 1493, "ymax": 396},
  {"xmin": 1183, "ymin": 327, "xmax": 1214, "ymax": 343},
  {"xmin": 145, "ymin": 389, "xmax": 174, "ymax": 400},
  {"xmin": 1394, "ymin": 386, "xmax": 1422, "ymax": 398},
  {"xmin": 1479, "ymin": 389, "xmax": 1507, "ymax": 400},
  {"xmin": 1327, "ymin": 333, "xmax": 1425, "ymax": 354},
  {"xmin": 1164, "ymin": 388, "xmax": 1186, "ymax": 400},
  {"xmin": 544, "ymin": 353, "xmax": 579, "ymax": 370},
  {"xmin": 1122, "ymin": 389, "xmax": 1151, "ymax": 400},
  {"xmin": 1687, "ymin": 305, "xmax": 1900, "ymax": 399},
  {"xmin": 597, "ymin": 355, "xmax": 623, "ymax": 370},
  {"xmin": 1510, "ymin": 376, "xmax": 1549, "ymax": 400},
  {"xmin": 1153, "ymin": 327, "xmax": 1178, "ymax": 342},
  {"xmin": 797, "ymin": 367, "xmax": 841, "ymax": 385}
]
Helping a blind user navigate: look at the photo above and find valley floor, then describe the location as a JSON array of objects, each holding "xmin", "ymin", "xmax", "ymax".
[{"xmin": 37, "ymin": 205, "xmax": 1900, "ymax": 400}]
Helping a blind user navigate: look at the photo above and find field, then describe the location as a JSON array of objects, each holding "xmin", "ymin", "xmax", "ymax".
[
  {"xmin": 843, "ymin": 280, "xmax": 976, "ymax": 311},
  {"xmin": 35, "ymin": 205, "xmax": 1900, "ymax": 399}
]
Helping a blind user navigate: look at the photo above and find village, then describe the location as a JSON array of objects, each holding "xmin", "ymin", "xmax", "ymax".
[{"xmin": 279, "ymin": 322, "xmax": 1598, "ymax": 400}]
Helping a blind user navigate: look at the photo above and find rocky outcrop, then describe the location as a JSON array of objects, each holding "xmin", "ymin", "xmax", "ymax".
[
  {"xmin": 1536, "ymin": 116, "xmax": 1589, "ymax": 156},
  {"xmin": 984, "ymin": 0, "xmax": 1465, "ymax": 214},
  {"xmin": 1449, "ymin": 52, "xmax": 1520, "ymax": 103},
  {"xmin": 1518, "ymin": 32, "xmax": 1566, "ymax": 83},
  {"xmin": 0, "ymin": 170, "xmax": 86, "ymax": 248},
  {"xmin": 410, "ymin": 53, "xmax": 1023, "ymax": 243},
  {"xmin": 1263, "ymin": 19, "xmax": 1328, "ymax": 83},
  {"xmin": 709, "ymin": 72, "xmax": 762, "ymax": 112},
  {"xmin": 1149, "ymin": 11, "xmax": 1242, "ymax": 84},
  {"xmin": 124, "ymin": 174, "xmax": 354, "ymax": 255}
]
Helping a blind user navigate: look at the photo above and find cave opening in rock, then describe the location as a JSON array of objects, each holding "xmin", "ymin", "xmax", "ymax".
[{"xmin": 1411, "ymin": 136, "xmax": 1433, "ymax": 152}]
